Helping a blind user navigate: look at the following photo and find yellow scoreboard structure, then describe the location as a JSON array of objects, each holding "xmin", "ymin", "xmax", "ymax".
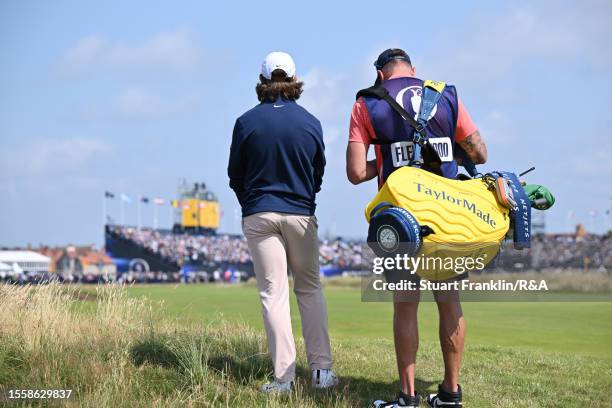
[
  {"xmin": 172, "ymin": 180, "xmax": 220, "ymax": 232},
  {"xmin": 178, "ymin": 199, "xmax": 220, "ymax": 230}
]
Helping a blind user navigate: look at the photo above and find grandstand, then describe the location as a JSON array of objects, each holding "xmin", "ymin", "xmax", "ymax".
[
  {"xmin": 104, "ymin": 224, "xmax": 612, "ymax": 279},
  {"xmin": 104, "ymin": 224, "xmax": 367, "ymax": 281},
  {"xmin": 96, "ymin": 182, "xmax": 611, "ymax": 281},
  {"xmin": 1, "ymin": 226, "xmax": 609, "ymax": 284}
]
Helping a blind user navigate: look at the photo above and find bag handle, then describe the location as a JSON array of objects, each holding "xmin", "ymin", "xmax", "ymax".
[{"xmin": 369, "ymin": 201, "xmax": 394, "ymax": 219}]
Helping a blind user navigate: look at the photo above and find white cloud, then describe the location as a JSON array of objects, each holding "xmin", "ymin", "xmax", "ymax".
[
  {"xmin": 299, "ymin": 68, "xmax": 358, "ymax": 147},
  {"xmin": 569, "ymin": 145, "xmax": 612, "ymax": 180},
  {"xmin": 62, "ymin": 36, "xmax": 106, "ymax": 68},
  {"xmin": 323, "ymin": 127, "xmax": 340, "ymax": 145},
  {"xmin": 487, "ymin": 111, "xmax": 505, "ymax": 121},
  {"xmin": 58, "ymin": 28, "xmax": 203, "ymax": 77},
  {"xmin": 77, "ymin": 87, "xmax": 201, "ymax": 121},
  {"xmin": 116, "ymin": 88, "xmax": 162, "ymax": 117},
  {"xmin": 0, "ymin": 138, "xmax": 111, "ymax": 178},
  {"xmin": 300, "ymin": 69, "xmax": 348, "ymax": 123},
  {"xmin": 421, "ymin": 1, "xmax": 612, "ymax": 84}
]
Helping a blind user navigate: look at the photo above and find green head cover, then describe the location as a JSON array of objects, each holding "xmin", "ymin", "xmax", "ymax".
[{"xmin": 523, "ymin": 184, "xmax": 555, "ymax": 210}]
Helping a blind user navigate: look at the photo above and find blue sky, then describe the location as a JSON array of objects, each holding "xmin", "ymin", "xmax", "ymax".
[{"xmin": 1, "ymin": 0, "xmax": 611, "ymax": 246}]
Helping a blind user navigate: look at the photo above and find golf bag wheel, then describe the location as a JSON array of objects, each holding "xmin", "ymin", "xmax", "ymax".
[{"xmin": 367, "ymin": 202, "xmax": 424, "ymax": 257}]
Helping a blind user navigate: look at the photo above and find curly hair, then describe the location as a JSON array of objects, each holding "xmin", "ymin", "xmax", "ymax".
[{"xmin": 255, "ymin": 70, "xmax": 304, "ymax": 102}]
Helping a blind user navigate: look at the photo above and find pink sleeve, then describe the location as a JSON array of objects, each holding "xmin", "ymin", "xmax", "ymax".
[
  {"xmin": 455, "ymin": 98, "xmax": 478, "ymax": 143},
  {"xmin": 349, "ymin": 97, "xmax": 376, "ymax": 149}
]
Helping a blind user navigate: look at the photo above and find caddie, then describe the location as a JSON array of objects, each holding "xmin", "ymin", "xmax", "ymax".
[{"xmin": 346, "ymin": 48, "xmax": 488, "ymax": 408}]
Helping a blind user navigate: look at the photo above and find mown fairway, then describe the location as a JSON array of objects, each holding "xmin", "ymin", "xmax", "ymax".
[
  {"xmin": 127, "ymin": 283, "xmax": 612, "ymax": 359},
  {"xmin": 2, "ymin": 282, "xmax": 611, "ymax": 407}
]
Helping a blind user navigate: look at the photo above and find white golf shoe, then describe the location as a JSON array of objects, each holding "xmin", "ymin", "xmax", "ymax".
[
  {"xmin": 312, "ymin": 369, "xmax": 339, "ymax": 388},
  {"xmin": 260, "ymin": 379, "xmax": 293, "ymax": 393},
  {"xmin": 372, "ymin": 392, "xmax": 421, "ymax": 407}
]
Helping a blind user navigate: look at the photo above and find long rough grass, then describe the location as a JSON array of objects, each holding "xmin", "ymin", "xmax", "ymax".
[{"xmin": 0, "ymin": 283, "xmax": 610, "ymax": 407}]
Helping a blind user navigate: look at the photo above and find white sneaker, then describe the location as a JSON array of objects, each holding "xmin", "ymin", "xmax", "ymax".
[
  {"xmin": 260, "ymin": 379, "xmax": 294, "ymax": 393},
  {"xmin": 372, "ymin": 392, "xmax": 421, "ymax": 407},
  {"xmin": 311, "ymin": 369, "xmax": 339, "ymax": 388}
]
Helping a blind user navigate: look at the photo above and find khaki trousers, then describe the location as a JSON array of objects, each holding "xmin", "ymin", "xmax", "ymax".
[{"xmin": 242, "ymin": 212, "xmax": 332, "ymax": 382}]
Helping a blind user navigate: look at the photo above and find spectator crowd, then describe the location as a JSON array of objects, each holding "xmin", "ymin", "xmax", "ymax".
[
  {"xmin": 105, "ymin": 226, "xmax": 612, "ymax": 274},
  {"xmin": 115, "ymin": 226, "xmax": 252, "ymax": 265},
  {"xmin": 530, "ymin": 233, "xmax": 612, "ymax": 270},
  {"xmin": 113, "ymin": 226, "xmax": 365, "ymax": 269},
  {"xmin": 1, "ymin": 227, "xmax": 611, "ymax": 284}
]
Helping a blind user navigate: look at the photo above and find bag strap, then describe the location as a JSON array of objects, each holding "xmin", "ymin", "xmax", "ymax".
[
  {"xmin": 421, "ymin": 81, "xmax": 479, "ymax": 177},
  {"xmin": 418, "ymin": 80, "xmax": 446, "ymax": 135},
  {"xmin": 357, "ymin": 81, "xmax": 481, "ymax": 178},
  {"xmin": 356, "ymin": 86, "xmax": 427, "ymax": 143},
  {"xmin": 355, "ymin": 85, "xmax": 443, "ymax": 174},
  {"xmin": 494, "ymin": 171, "xmax": 532, "ymax": 249},
  {"xmin": 456, "ymin": 147, "xmax": 479, "ymax": 177}
]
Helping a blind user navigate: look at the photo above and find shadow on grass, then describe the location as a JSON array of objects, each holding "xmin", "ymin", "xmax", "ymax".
[
  {"xmin": 130, "ymin": 337, "xmax": 180, "ymax": 368},
  {"xmin": 299, "ymin": 371, "xmax": 438, "ymax": 406},
  {"xmin": 129, "ymin": 333, "xmax": 272, "ymax": 382},
  {"xmin": 129, "ymin": 335, "xmax": 437, "ymax": 406},
  {"xmin": 0, "ymin": 335, "xmax": 29, "ymax": 386}
]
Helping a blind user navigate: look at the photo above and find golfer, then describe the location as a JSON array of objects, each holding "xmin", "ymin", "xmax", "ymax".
[
  {"xmin": 346, "ymin": 49, "xmax": 488, "ymax": 407},
  {"xmin": 228, "ymin": 51, "xmax": 338, "ymax": 393}
]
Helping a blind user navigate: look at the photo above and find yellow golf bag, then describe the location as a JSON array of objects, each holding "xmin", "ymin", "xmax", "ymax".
[{"xmin": 365, "ymin": 166, "xmax": 512, "ymax": 280}]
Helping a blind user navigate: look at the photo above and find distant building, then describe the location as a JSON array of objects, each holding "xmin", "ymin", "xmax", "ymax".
[
  {"xmin": 575, "ymin": 223, "xmax": 588, "ymax": 238},
  {"xmin": 0, "ymin": 250, "xmax": 51, "ymax": 274},
  {"xmin": 54, "ymin": 246, "xmax": 84, "ymax": 276},
  {"xmin": 0, "ymin": 261, "xmax": 13, "ymax": 281},
  {"xmin": 37, "ymin": 246, "xmax": 116, "ymax": 278},
  {"xmin": 79, "ymin": 249, "xmax": 116, "ymax": 277}
]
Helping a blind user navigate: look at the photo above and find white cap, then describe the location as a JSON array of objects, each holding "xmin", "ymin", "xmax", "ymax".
[{"xmin": 261, "ymin": 51, "xmax": 296, "ymax": 80}]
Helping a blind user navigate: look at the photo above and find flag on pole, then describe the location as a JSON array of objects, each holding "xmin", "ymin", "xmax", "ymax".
[
  {"xmin": 120, "ymin": 194, "xmax": 132, "ymax": 203},
  {"xmin": 154, "ymin": 197, "xmax": 165, "ymax": 205},
  {"xmin": 105, "ymin": 191, "xmax": 115, "ymax": 198}
]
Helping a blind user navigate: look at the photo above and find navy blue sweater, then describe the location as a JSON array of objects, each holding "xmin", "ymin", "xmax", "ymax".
[{"xmin": 228, "ymin": 97, "xmax": 326, "ymax": 217}]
